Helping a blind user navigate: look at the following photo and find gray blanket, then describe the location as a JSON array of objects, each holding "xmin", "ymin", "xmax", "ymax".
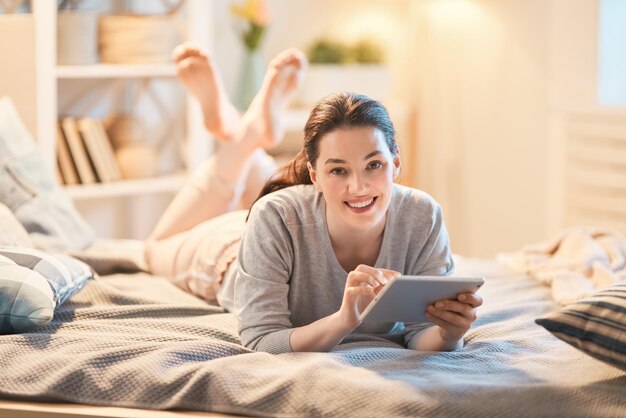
[{"xmin": 0, "ymin": 258, "xmax": 624, "ymax": 417}]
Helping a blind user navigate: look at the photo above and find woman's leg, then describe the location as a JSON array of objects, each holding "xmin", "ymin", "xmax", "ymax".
[
  {"xmin": 145, "ymin": 47, "xmax": 307, "ymax": 279},
  {"xmin": 171, "ymin": 43, "xmax": 241, "ymax": 141}
]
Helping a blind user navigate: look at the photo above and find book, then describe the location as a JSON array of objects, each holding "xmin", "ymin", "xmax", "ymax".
[
  {"xmin": 54, "ymin": 160, "xmax": 64, "ymax": 185},
  {"xmin": 91, "ymin": 119, "xmax": 122, "ymax": 181},
  {"xmin": 78, "ymin": 117, "xmax": 111, "ymax": 183},
  {"xmin": 61, "ymin": 117, "xmax": 96, "ymax": 184},
  {"xmin": 55, "ymin": 122, "xmax": 79, "ymax": 185}
]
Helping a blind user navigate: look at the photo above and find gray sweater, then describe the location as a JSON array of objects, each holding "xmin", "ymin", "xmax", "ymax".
[{"xmin": 234, "ymin": 184, "xmax": 454, "ymax": 354}]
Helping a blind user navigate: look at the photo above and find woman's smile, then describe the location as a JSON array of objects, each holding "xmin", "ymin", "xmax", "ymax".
[{"xmin": 344, "ymin": 196, "xmax": 378, "ymax": 213}]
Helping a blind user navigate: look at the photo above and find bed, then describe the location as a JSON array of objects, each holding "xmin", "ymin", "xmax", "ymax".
[{"xmin": 0, "ymin": 252, "xmax": 624, "ymax": 418}]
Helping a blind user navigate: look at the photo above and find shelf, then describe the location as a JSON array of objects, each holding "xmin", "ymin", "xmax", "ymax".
[
  {"xmin": 64, "ymin": 173, "xmax": 188, "ymax": 200},
  {"xmin": 56, "ymin": 63, "xmax": 177, "ymax": 79}
]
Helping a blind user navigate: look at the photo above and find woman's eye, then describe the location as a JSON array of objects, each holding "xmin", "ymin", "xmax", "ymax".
[
  {"xmin": 367, "ymin": 161, "xmax": 383, "ymax": 170},
  {"xmin": 330, "ymin": 168, "xmax": 346, "ymax": 175}
]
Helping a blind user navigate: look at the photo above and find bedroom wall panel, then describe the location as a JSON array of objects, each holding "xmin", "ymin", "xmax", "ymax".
[{"xmin": 562, "ymin": 112, "xmax": 626, "ymax": 233}]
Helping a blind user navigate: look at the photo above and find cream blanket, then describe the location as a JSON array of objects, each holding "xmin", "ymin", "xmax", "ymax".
[{"xmin": 498, "ymin": 227, "xmax": 626, "ymax": 304}]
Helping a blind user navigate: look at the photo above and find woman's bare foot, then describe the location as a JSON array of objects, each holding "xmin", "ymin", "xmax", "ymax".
[
  {"xmin": 172, "ymin": 43, "xmax": 241, "ymax": 141},
  {"xmin": 239, "ymin": 48, "xmax": 308, "ymax": 149}
]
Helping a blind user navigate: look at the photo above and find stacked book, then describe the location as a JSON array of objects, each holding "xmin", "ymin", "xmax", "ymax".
[{"xmin": 56, "ymin": 117, "xmax": 122, "ymax": 185}]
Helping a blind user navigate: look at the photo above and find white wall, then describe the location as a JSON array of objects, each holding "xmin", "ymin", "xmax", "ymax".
[
  {"xmin": 212, "ymin": 0, "xmax": 414, "ymax": 104},
  {"xmin": 414, "ymin": 0, "xmax": 599, "ymax": 257},
  {"xmin": 0, "ymin": 15, "xmax": 37, "ymax": 137}
]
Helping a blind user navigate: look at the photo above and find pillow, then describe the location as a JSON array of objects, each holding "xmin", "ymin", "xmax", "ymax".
[
  {"xmin": 0, "ymin": 96, "xmax": 95, "ymax": 251},
  {"xmin": 0, "ymin": 246, "xmax": 95, "ymax": 334},
  {"xmin": 0, "ymin": 255, "xmax": 55, "ymax": 334},
  {"xmin": 0, "ymin": 202, "xmax": 32, "ymax": 247},
  {"xmin": 536, "ymin": 283, "xmax": 626, "ymax": 371}
]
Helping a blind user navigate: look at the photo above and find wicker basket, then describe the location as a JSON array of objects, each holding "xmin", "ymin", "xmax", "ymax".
[{"xmin": 98, "ymin": 14, "xmax": 183, "ymax": 64}]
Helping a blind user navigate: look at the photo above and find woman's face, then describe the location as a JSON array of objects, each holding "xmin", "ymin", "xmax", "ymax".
[{"xmin": 308, "ymin": 126, "xmax": 400, "ymax": 233}]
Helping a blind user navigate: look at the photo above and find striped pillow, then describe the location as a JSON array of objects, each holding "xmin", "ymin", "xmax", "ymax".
[
  {"xmin": 536, "ymin": 283, "xmax": 626, "ymax": 371},
  {"xmin": 0, "ymin": 255, "xmax": 55, "ymax": 333},
  {"xmin": 0, "ymin": 246, "xmax": 94, "ymax": 306},
  {"xmin": 0, "ymin": 246, "xmax": 95, "ymax": 334}
]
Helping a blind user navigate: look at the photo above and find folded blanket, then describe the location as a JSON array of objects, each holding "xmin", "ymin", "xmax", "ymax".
[{"xmin": 498, "ymin": 227, "xmax": 626, "ymax": 304}]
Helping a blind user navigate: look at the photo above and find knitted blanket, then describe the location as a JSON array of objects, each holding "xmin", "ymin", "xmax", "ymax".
[{"xmin": 0, "ymin": 259, "xmax": 624, "ymax": 417}]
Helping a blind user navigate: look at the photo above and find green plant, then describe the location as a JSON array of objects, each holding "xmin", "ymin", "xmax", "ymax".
[
  {"xmin": 307, "ymin": 39, "xmax": 350, "ymax": 64},
  {"xmin": 307, "ymin": 38, "xmax": 385, "ymax": 64},
  {"xmin": 351, "ymin": 39, "xmax": 385, "ymax": 64}
]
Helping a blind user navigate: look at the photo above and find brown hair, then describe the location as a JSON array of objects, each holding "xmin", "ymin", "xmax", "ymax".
[{"xmin": 250, "ymin": 91, "xmax": 398, "ymax": 212}]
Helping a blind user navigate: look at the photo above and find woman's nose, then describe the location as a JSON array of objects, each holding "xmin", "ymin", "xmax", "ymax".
[{"xmin": 348, "ymin": 173, "xmax": 367, "ymax": 194}]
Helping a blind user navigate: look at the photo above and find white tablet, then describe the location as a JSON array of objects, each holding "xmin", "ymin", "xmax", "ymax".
[{"xmin": 360, "ymin": 275, "xmax": 485, "ymax": 323}]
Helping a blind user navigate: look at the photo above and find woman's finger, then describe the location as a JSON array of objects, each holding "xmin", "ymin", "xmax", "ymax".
[
  {"xmin": 432, "ymin": 300, "xmax": 475, "ymax": 318},
  {"xmin": 424, "ymin": 311, "xmax": 459, "ymax": 331},
  {"xmin": 354, "ymin": 265, "xmax": 385, "ymax": 282},
  {"xmin": 345, "ymin": 286, "xmax": 374, "ymax": 299},
  {"xmin": 427, "ymin": 305, "xmax": 472, "ymax": 328},
  {"xmin": 457, "ymin": 292, "xmax": 483, "ymax": 308},
  {"xmin": 348, "ymin": 270, "xmax": 387, "ymax": 288},
  {"xmin": 379, "ymin": 268, "xmax": 401, "ymax": 280}
]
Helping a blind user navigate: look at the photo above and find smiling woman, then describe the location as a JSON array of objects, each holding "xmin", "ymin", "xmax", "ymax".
[
  {"xmin": 144, "ymin": 47, "xmax": 478, "ymax": 355},
  {"xmin": 234, "ymin": 92, "xmax": 477, "ymax": 354}
]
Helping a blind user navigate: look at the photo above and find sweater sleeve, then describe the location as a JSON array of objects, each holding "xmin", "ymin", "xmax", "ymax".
[
  {"xmin": 403, "ymin": 203, "xmax": 455, "ymax": 347},
  {"xmin": 234, "ymin": 200, "xmax": 295, "ymax": 354}
]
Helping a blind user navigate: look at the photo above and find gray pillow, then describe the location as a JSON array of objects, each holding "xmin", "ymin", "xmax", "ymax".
[
  {"xmin": 0, "ymin": 202, "xmax": 32, "ymax": 247},
  {"xmin": 0, "ymin": 246, "xmax": 95, "ymax": 334},
  {"xmin": 536, "ymin": 282, "xmax": 626, "ymax": 371},
  {"xmin": 0, "ymin": 96, "xmax": 95, "ymax": 251}
]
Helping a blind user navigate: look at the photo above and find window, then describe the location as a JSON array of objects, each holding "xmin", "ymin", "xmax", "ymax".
[{"xmin": 598, "ymin": 0, "xmax": 626, "ymax": 105}]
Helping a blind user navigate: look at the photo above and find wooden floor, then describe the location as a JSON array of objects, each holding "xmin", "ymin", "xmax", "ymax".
[{"xmin": 0, "ymin": 400, "xmax": 247, "ymax": 418}]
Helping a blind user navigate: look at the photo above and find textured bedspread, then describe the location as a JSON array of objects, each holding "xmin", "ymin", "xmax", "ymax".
[{"xmin": 0, "ymin": 258, "xmax": 624, "ymax": 417}]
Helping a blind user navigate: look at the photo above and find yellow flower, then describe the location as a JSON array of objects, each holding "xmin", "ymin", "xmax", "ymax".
[
  {"xmin": 230, "ymin": 0, "xmax": 270, "ymax": 27},
  {"xmin": 230, "ymin": 0, "xmax": 270, "ymax": 50}
]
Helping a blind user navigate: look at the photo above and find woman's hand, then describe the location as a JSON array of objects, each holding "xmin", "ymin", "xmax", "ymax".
[
  {"xmin": 425, "ymin": 292, "xmax": 483, "ymax": 343},
  {"xmin": 338, "ymin": 265, "xmax": 400, "ymax": 331}
]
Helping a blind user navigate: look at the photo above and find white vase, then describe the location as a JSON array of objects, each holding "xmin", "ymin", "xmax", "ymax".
[
  {"xmin": 236, "ymin": 49, "xmax": 264, "ymax": 111},
  {"xmin": 297, "ymin": 64, "xmax": 392, "ymax": 106},
  {"xmin": 57, "ymin": 12, "xmax": 98, "ymax": 65}
]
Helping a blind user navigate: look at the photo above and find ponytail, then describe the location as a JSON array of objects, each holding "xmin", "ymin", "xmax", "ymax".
[
  {"xmin": 259, "ymin": 149, "xmax": 311, "ymax": 197},
  {"xmin": 246, "ymin": 149, "xmax": 311, "ymax": 220}
]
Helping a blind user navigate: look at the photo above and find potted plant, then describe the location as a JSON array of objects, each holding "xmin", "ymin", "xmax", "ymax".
[{"xmin": 297, "ymin": 38, "xmax": 391, "ymax": 106}]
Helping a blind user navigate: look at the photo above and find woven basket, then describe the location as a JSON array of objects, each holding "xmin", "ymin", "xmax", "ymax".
[{"xmin": 98, "ymin": 14, "xmax": 183, "ymax": 64}]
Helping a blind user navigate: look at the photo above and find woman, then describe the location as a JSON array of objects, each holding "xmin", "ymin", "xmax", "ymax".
[{"xmin": 146, "ymin": 44, "xmax": 482, "ymax": 354}]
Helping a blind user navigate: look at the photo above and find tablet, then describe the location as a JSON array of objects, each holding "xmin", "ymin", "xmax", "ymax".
[{"xmin": 360, "ymin": 275, "xmax": 485, "ymax": 323}]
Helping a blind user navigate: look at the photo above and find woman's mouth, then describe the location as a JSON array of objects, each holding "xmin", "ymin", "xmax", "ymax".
[{"xmin": 344, "ymin": 196, "xmax": 377, "ymax": 213}]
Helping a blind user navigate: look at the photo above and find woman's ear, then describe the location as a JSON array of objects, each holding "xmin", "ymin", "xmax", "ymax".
[
  {"xmin": 307, "ymin": 162, "xmax": 321, "ymax": 192},
  {"xmin": 392, "ymin": 149, "xmax": 401, "ymax": 179}
]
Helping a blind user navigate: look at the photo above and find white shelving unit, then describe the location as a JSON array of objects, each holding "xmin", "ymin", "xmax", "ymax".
[
  {"xmin": 28, "ymin": 0, "xmax": 216, "ymax": 238},
  {"xmin": 64, "ymin": 173, "xmax": 188, "ymax": 200},
  {"xmin": 56, "ymin": 64, "xmax": 178, "ymax": 79},
  {"xmin": 27, "ymin": 0, "xmax": 313, "ymax": 238},
  {"xmin": 32, "ymin": 0, "xmax": 214, "ymax": 179}
]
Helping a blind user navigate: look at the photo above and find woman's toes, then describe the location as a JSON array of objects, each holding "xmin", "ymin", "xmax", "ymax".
[{"xmin": 172, "ymin": 43, "xmax": 205, "ymax": 63}]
